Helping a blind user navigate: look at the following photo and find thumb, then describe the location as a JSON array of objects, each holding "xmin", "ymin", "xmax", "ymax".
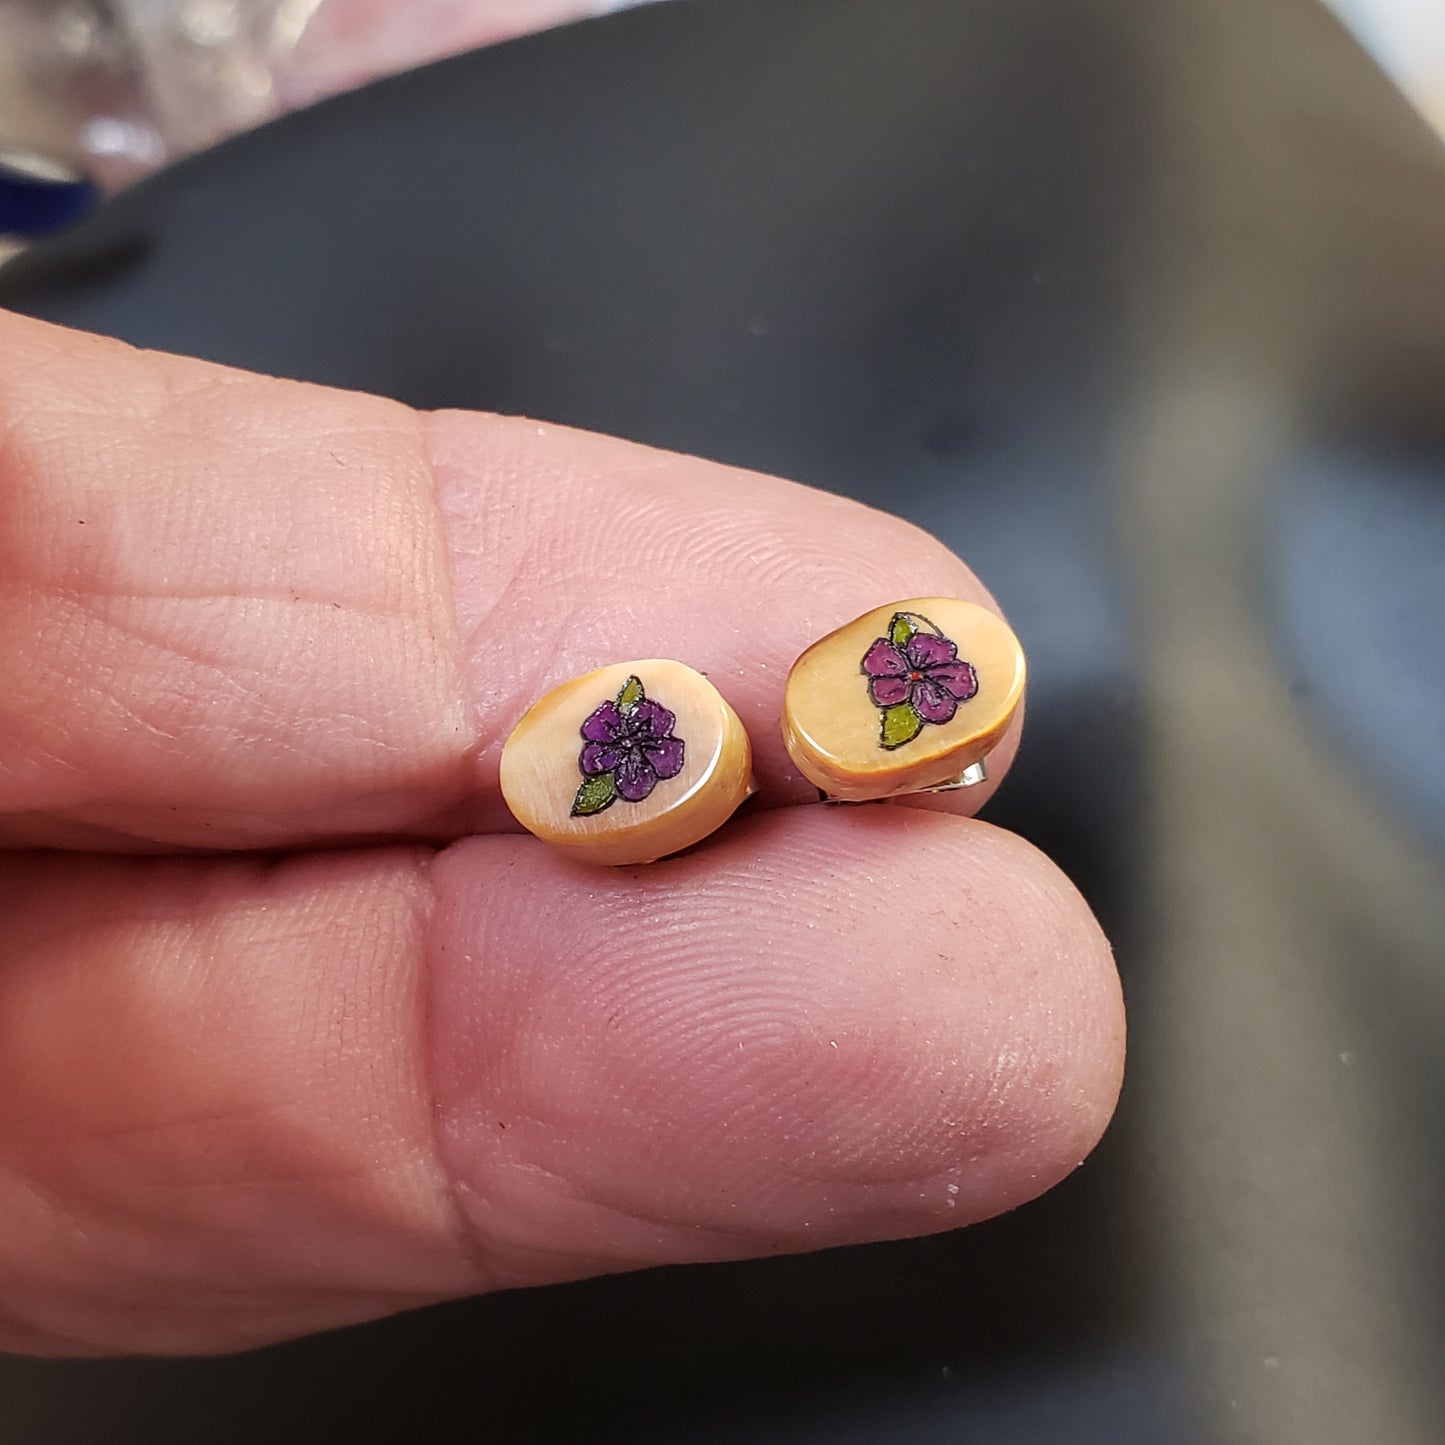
[{"xmin": 0, "ymin": 810, "xmax": 1119, "ymax": 1357}]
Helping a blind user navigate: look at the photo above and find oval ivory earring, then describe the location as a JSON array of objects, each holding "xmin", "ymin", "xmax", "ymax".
[
  {"xmin": 782, "ymin": 598, "xmax": 1025, "ymax": 802},
  {"xmin": 500, "ymin": 660, "xmax": 754, "ymax": 865}
]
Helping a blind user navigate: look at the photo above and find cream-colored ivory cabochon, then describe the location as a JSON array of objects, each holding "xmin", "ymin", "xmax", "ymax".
[
  {"xmin": 499, "ymin": 659, "xmax": 753, "ymax": 866},
  {"xmin": 783, "ymin": 598, "xmax": 1026, "ymax": 801}
]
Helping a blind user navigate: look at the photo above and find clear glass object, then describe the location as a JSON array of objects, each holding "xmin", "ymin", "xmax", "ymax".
[
  {"xmin": 0, "ymin": 0, "xmax": 313, "ymax": 190},
  {"xmin": 0, "ymin": 0, "xmax": 654, "ymax": 193}
]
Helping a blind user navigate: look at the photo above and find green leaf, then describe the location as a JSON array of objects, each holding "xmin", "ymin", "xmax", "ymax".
[
  {"xmin": 616, "ymin": 675, "xmax": 646, "ymax": 713},
  {"xmin": 889, "ymin": 613, "xmax": 916, "ymax": 647},
  {"xmin": 571, "ymin": 772, "xmax": 618, "ymax": 816},
  {"xmin": 879, "ymin": 702, "xmax": 924, "ymax": 750}
]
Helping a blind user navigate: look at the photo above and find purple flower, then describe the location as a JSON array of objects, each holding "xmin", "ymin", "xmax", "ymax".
[
  {"xmin": 861, "ymin": 630, "xmax": 979, "ymax": 725},
  {"xmin": 579, "ymin": 696, "xmax": 686, "ymax": 803}
]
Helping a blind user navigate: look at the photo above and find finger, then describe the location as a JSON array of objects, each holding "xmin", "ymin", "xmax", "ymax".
[
  {"xmin": 0, "ymin": 806, "xmax": 1121, "ymax": 1356},
  {"xmin": 0, "ymin": 311, "xmax": 1020, "ymax": 850}
]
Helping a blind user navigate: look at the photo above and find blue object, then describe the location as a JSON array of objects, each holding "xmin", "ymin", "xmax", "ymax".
[{"xmin": 0, "ymin": 152, "xmax": 97, "ymax": 239}]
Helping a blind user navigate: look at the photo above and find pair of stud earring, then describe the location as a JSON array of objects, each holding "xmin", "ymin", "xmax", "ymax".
[{"xmin": 499, "ymin": 597, "xmax": 1025, "ymax": 866}]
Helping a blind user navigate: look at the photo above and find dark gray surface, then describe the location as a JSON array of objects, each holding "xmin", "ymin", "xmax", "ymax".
[{"xmin": 2, "ymin": 0, "xmax": 1444, "ymax": 1439}]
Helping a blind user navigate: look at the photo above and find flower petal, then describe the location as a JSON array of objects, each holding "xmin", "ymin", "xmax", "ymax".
[
  {"xmin": 580, "ymin": 700, "xmax": 625, "ymax": 743},
  {"xmin": 861, "ymin": 639, "xmax": 908, "ymax": 678},
  {"xmin": 614, "ymin": 750, "xmax": 659, "ymax": 802},
  {"xmin": 642, "ymin": 735, "xmax": 685, "ymax": 779},
  {"xmin": 926, "ymin": 660, "xmax": 979, "ymax": 702},
  {"xmin": 912, "ymin": 679, "xmax": 959, "ymax": 725},
  {"xmin": 580, "ymin": 741, "xmax": 621, "ymax": 776},
  {"xmin": 630, "ymin": 698, "xmax": 677, "ymax": 740},
  {"xmin": 868, "ymin": 674, "xmax": 911, "ymax": 707},
  {"xmin": 905, "ymin": 632, "xmax": 957, "ymax": 670}
]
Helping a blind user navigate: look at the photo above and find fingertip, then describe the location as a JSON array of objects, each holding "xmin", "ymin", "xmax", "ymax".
[
  {"xmin": 425, "ymin": 409, "xmax": 1018, "ymax": 808},
  {"xmin": 427, "ymin": 805, "xmax": 1122, "ymax": 1279}
]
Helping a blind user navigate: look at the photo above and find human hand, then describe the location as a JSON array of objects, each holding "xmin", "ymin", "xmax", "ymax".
[{"xmin": 0, "ymin": 311, "xmax": 1123, "ymax": 1356}]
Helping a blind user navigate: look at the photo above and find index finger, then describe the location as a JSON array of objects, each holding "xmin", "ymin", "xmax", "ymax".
[{"xmin": 0, "ymin": 311, "xmax": 1018, "ymax": 850}]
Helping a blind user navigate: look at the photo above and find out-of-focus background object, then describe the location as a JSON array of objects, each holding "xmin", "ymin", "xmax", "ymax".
[
  {"xmin": 0, "ymin": 0, "xmax": 1440, "ymax": 239},
  {"xmin": 1328, "ymin": 0, "xmax": 1445, "ymax": 137},
  {"xmin": 0, "ymin": 0, "xmax": 654, "ymax": 208},
  {"xmin": 0, "ymin": 0, "xmax": 1441, "ymax": 225}
]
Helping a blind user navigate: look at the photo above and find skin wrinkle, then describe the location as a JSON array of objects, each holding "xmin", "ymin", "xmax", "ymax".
[
  {"xmin": 57, "ymin": 600, "xmax": 265, "ymax": 708},
  {"xmin": 433, "ymin": 577, "xmax": 582, "ymax": 771},
  {"xmin": 421, "ymin": 410, "xmax": 532, "ymax": 634},
  {"xmin": 418, "ymin": 409, "xmax": 537, "ymax": 770},
  {"xmin": 469, "ymin": 1143, "xmax": 975, "ymax": 1283},
  {"xmin": 485, "ymin": 591, "xmax": 596, "ymax": 758},
  {"xmin": 478, "ymin": 1152, "xmax": 792, "ymax": 1259},
  {"xmin": 411, "ymin": 413, "xmax": 553, "ymax": 1295},
  {"xmin": 0, "ymin": 1158, "xmax": 86, "ymax": 1261},
  {"xmin": 0, "ymin": 782, "xmax": 454, "ymax": 853},
  {"xmin": 45, "ymin": 585, "xmax": 428, "ymax": 616}
]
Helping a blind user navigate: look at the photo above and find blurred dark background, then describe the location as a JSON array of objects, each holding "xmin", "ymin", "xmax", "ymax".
[{"xmin": 2, "ymin": 0, "xmax": 1444, "ymax": 1439}]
